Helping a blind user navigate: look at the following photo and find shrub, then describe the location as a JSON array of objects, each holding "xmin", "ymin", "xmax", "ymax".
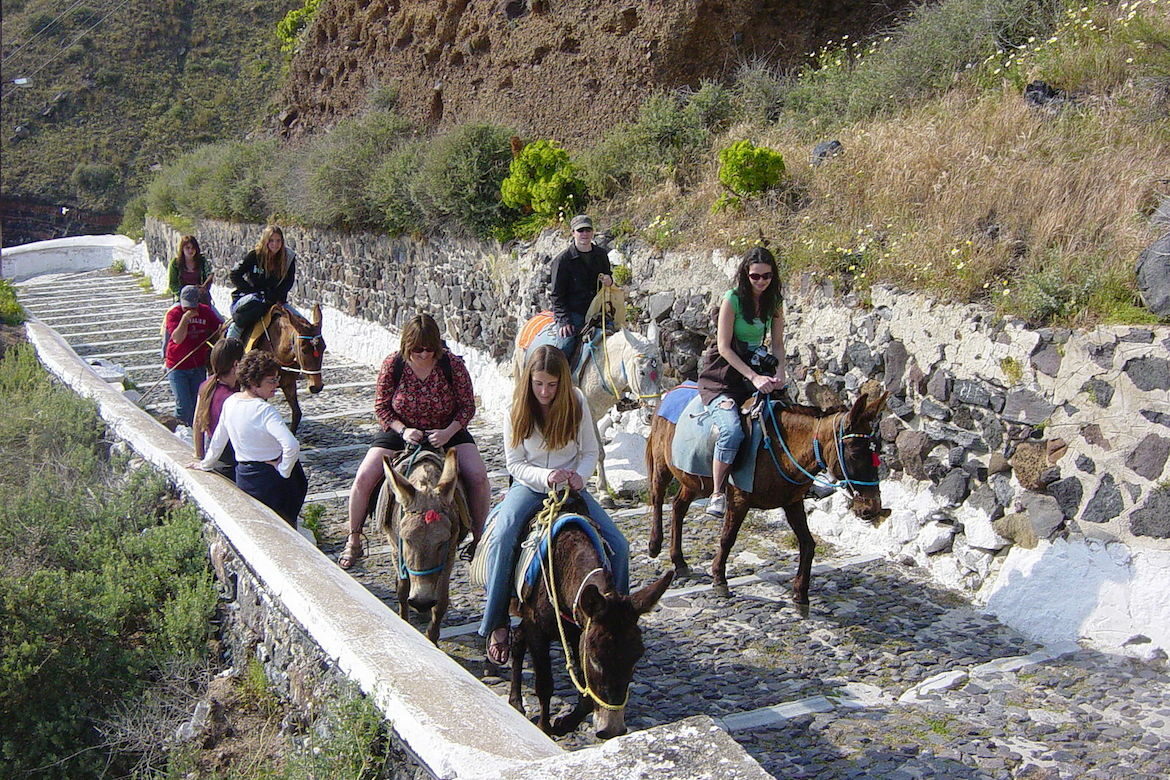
[
  {"xmin": 412, "ymin": 123, "xmax": 519, "ymax": 238},
  {"xmin": 145, "ymin": 139, "xmax": 281, "ymax": 222},
  {"xmin": 500, "ymin": 140, "xmax": 587, "ymax": 235},
  {"xmin": 117, "ymin": 194, "xmax": 148, "ymax": 240},
  {"xmin": 731, "ymin": 58, "xmax": 787, "ymax": 125},
  {"xmin": 299, "ymin": 110, "xmax": 412, "ymax": 228},
  {"xmin": 0, "ymin": 280, "xmax": 24, "ymax": 325},
  {"xmin": 368, "ymin": 139, "xmax": 427, "ymax": 236},
  {"xmin": 275, "ymin": 0, "xmax": 322, "ymax": 52},
  {"xmin": 715, "ymin": 140, "xmax": 786, "ymax": 211},
  {"xmin": 70, "ymin": 161, "xmax": 121, "ymax": 210},
  {"xmin": 0, "ymin": 345, "xmax": 216, "ymax": 777}
]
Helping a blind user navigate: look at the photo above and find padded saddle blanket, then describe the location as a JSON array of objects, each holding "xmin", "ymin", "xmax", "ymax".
[
  {"xmin": 516, "ymin": 311, "xmax": 614, "ymax": 377},
  {"xmin": 467, "ymin": 509, "xmax": 611, "ymax": 600},
  {"xmin": 668, "ymin": 392, "xmax": 763, "ymax": 493}
]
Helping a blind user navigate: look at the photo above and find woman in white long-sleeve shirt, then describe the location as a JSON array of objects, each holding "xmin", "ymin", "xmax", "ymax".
[
  {"xmin": 478, "ymin": 344, "xmax": 629, "ymax": 666},
  {"xmin": 192, "ymin": 350, "xmax": 307, "ymax": 526}
]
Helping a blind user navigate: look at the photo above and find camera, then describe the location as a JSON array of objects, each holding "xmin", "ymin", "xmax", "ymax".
[{"xmin": 749, "ymin": 346, "xmax": 779, "ymax": 376}]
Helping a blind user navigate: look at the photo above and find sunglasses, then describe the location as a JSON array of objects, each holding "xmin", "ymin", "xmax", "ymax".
[
  {"xmin": 748, "ymin": 272, "xmax": 773, "ymax": 281},
  {"xmin": 410, "ymin": 346, "xmax": 435, "ymax": 354}
]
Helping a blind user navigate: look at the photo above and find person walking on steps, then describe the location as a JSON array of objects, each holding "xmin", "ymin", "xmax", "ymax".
[
  {"xmin": 164, "ymin": 285, "xmax": 222, "ymax": 427},
  {"xmin": 696, "ymin": 246, "xmax": 787, "ymax": 518}
]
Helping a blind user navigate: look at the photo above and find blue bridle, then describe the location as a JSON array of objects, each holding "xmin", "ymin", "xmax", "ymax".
[{"xmin": 759, "ymin": 393, "xmax": 880, "ymax": 494}]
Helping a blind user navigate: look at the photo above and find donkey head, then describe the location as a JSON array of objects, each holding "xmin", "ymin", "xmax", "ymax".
[
  {"xmin": 576, "ymin": 569, "xmax": 674, "ymax": 739},
  {"xmin": 837, "ymin": 391, "xmax": 890, "ymax": 523},
  {"xmin": 383, "ymin": 449, "xmax": 461, "ymax": 612},
  {"xmin": 287, "ymin": 304, "xmax": 326, "ymax": 394}
]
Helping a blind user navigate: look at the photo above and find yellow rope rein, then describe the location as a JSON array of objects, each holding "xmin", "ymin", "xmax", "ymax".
[{"xmin": 534, "ymin": 485, "xmax": 629, "ymax": 711}]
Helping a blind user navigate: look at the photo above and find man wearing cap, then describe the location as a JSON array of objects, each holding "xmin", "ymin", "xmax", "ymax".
[
  {"xmin": 550, "ymin": 214, "xmax": 612, "ymax": 361},
  {"xmin": 165, "ymin": 285, "xmax": 222, "ymax": 427}
]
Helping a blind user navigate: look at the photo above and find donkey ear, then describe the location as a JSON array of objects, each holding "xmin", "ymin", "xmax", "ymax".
[
  {"xmin": 865, "ymin": 390, "xmax": 890, "ymax": 420},
  {"xmin": 845, "ymin": 393, "xmax": 868, "ymax": 429},
  {"xmin": 578, "ymin": 584, "xmax": 607, "ymax": 620},
  {"xmin": 437, "ymin": 448, "xmax": 460, "ymax": 503},
  {"xmin": 630, "ymin": 569, "xmax": 675, "ymax": 615},
  {"xmin": 311, "ymin": 303, "xmax": 322, "ymax": 327},
  {"xmin": 383, "ymin": 455, "xmax": 415, "ymax": 506}
]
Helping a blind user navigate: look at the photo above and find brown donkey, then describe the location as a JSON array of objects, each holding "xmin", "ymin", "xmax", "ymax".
[
  {"xmin": 374, "ymin": 448, "xmax": 470, "ymax": 643},
  {"xmin": 509, "ymin": 507, "xmax": 673, "ymax": 739},
  {"xmin": 253, "ymin": 303, "xmax": 326, "ymax": 433},
  {"xmin": 646, "ymin": 391, "xmax": 888, "ymax": 604}
]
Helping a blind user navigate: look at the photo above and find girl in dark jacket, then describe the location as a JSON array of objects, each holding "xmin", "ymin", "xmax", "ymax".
[{"xmin": 227, "ymin": 225, "xmax": 297, "ymax": 340}]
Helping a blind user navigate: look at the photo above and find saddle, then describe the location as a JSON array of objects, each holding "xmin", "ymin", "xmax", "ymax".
[
  {"xmin": 243, "ymin": 306, "xmax": 277, "ymax": 352},
  {"xmin": 667, "ymin": 390, "xmax": 765, "ymax": 493}
]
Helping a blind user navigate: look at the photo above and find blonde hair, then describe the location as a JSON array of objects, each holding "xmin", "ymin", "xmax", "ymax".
[
  {"xmin": 254, "ymin": 225, "xmax": 289, "ymax": 278},
  {"xmin": 510, "ymin": 345, "xmax": 580, "ymax": 451}
]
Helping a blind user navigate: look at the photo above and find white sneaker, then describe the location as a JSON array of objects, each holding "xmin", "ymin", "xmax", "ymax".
[{"xmin": 705, "ymin": 493, "xmax": 727, "ymax": 516}]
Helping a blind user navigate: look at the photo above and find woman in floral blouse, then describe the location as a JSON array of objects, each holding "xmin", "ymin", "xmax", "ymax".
[{"xmin": 339, "ymin": 313, "xmax": 490, "ymax": 569}]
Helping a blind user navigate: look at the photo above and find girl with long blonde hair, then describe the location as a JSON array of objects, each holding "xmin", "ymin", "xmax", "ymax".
[
  {"xmin": 226, "ymin": 225, "xmax": 298, "ymax": 340},
  {"xmin": 478, "ymin": 344, "xmax": 629, "ymax": 665}
]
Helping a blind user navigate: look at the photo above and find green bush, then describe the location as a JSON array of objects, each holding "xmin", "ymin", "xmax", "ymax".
[
  {"xmin": 500, "ymin": 140, "xmax": 587, "ymax": 235},
  {"xmin": 146, "ymin": 139, "xmax": 281, "ymax": 222},
  {"xmin": 117, "ymin": 193, "xmax": 148, "ymax": 240},
  {"xmin": 368, "ymin": 139, "xmax": 427, "ymax": 236},
  {"xmin": 70, "ymin": 161, "xmax": 121, "ymax": 210},
  {"xmin": 276, "ymin": 0, "xmax": 322, "ymax": 52},
  {"xmin": 731, "ymin": 60, "xmax": 787, "ymax": 126},
  {"xmin": 715, "ymin": 140, "xmax": 786, "ymax": 211},
  {"xmin": 300, "ymin": 110, "xmax": 412, "ymax": 228},
  {"xmin": 0, "ymin": 344, "xmax": 216, "ymax": 777},
  {"xmin": 412, "ymin": 123, "xmax": 519, "ymax": 238},
  {"xmin": 0, "ymin": 280, "xmax": 23, "ymax": 325}
]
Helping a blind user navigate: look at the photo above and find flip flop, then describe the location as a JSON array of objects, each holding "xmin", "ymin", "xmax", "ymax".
[
  {"xmin": 487, "ymin": 627, "xmax": 511, "ymax": 666},
  {"xmin": 458, "ymin": 538, "xmax": 479, "ymax": 562}
]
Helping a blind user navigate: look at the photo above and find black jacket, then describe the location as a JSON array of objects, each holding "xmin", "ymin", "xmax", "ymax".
[
  {"xmin": 549, "ymin": 242, "xmax": 611, "ymax": 325},
  {"xmin": 230, "ymin": 249, "xmax": 296, "ymax": 303}
]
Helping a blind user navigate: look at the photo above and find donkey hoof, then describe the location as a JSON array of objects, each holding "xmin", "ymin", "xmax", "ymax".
[
  {"xmin": 671, "ymin": 559, "xmax": 690, "ymax": 577},
  {"xmin": 648, "ymin": 538, "xmax": 662, "ymax": 558},
  {"xmin": 711, "ymin": 581, "xmax": 730, "ymax": 599}
]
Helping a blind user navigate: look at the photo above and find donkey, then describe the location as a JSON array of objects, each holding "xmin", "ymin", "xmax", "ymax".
[
  {"xmin": 374, "ymin": 448, "xmax": 470, "ymax": 643},
  {"xmin": 252, "ymin": 303, "xmax": 326, "ymax": 433},
  {"xmin": 508, "ymin": 501, "xmax": 673, "ymax": 739},
  {"xmin": 646, "ymin": 391, "xmax": 888, "ymax": 604}
]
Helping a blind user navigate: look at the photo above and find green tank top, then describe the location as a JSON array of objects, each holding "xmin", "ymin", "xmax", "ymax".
[{"xmin": 725, "ymin": 289, "xmax": 769, "ymax": 347}]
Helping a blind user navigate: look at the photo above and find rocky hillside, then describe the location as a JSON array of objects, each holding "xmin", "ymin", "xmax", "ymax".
[{"xmin": 278, "ymin": 0, "xmax": 917, "ymax": 144}]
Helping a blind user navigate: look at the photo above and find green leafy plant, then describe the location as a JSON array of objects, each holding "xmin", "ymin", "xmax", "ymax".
[
  {"xmin": 1000, "ymin": 356, "xmax": 1024, "ymax": 385},
  {"xmin": 714, "ymin": 140, "xmax": 786, "ymax": 211},
  {"xmin": 0, "ymin": 279, "xmax": 24, "ymax": 325},
  {"xmin": 276, "ymin": 0, "xmax": 322, "ymax": 52},
  {"xmin": 500, "ymin": 140, "xmax": 587, "ymax": 235},
  {"xmin": 412, "ymin": 123, "xmax": 519, "ymax": 238},
  {"xmin": 301, "ymin": 503, "xmax": 325, "ymax": 536},
  {"xmin": 612, "ymin": 265, "xmax": 632, "ymax": 286}
]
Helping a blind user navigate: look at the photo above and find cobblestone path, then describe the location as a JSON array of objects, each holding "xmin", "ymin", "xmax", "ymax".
[{"xmin": 19, "ymin": 269, "xmax": 1170, "ymax": 779}]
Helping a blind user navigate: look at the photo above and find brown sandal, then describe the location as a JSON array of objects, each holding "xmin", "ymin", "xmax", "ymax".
[
  {"xmin": 338, "ymin": 532, "xmax": 366, "ymax": 570},
  {"xmin": 487, "ymin": 627, "xmax": 511, "ymax": 666}
]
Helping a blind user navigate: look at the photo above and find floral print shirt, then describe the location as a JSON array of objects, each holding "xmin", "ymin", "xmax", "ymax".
[{"xmin": 374, "ymin": 351, "xmax": 475, "ymax": 431}]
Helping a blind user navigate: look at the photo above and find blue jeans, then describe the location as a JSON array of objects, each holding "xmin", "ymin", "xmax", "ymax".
[
  {"xmin": 552, "ymin": 312, "xmax": 586, "ymax": 364},
  {"xmin": 707, "ymin": 394, "xmax": 744, "ymax": 465},
  {"xmin": 478, "ymin": 484, "xmax": 629, "ymax": 638},
  {"xmin": 168, "ymin": 367, "xmax": 206, "ymax": 426}
]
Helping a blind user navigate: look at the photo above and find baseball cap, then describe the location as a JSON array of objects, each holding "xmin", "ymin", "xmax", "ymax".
[
  {"xmin": 179, "ymin": 285, "xmax": 200, "ymax": 308},
  {"xmin": 570, "ymin": 215, "xmax": 593, "ymax": 232}
]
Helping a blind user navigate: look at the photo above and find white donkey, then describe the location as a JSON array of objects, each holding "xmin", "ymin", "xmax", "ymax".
[{"xmin": 513, "ymin": 313, "xmax": 662, "ymax": 494}]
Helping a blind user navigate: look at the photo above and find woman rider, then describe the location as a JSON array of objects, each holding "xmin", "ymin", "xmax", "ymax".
[
  {"xmin": 478, "ymin": 344, "xmax": 630, "ymax": 666},
  {"xmin": 226, "ymin": 225, "xmax": 297, "ymax": 341},
  {"xmin": 696, "ymin": 246, "xmax": 786, "ymax": 517}
]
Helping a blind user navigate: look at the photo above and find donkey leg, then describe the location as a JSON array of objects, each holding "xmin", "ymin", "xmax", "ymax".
[
  {"xmin": 669, "ymin": 487, "xmax": 697, "ymax": 576},
  {"xmin": 785, "ymin": 502, "xmax": 816, "ymax": 606},
  {"xmin": 551, "ymin": 636, "xmax": 591, "ymax": 736},
  {"xmin": 508, "ymin": 625, "xmax": 529, "ymax": 714},
  {"xmin": 711, "ymin": 501, "xmax": 749, "ymax": 590},
  {"xmin": 529, "ymin": 633, "xmax": 556, "ymax": 733},
  {"xmin": 426, "ymin": 579, "xmax": 451, "ymax": 644},
  {"xmin": 396, "ymin": 577, "xmax": 411, "ymax": 623},
  {"xmin": 282, "ymin": 379, "xmax": 302, "ymax": 433},
  {"xmin": 647, "ymin": 456, "xmax": 670, "ymax": 558}
]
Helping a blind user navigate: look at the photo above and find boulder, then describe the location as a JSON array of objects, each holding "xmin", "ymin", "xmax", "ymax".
[
  {"xmin": 1081, "ymin": 474, "xmax": 1124, "ymax": 524},
  {"xmin": 1123, "ymin": 356, "xmax": 1170, "ymax": 392},
  {"xmin": 1018, "ymin": 492, "xmax": 1065, "ymax": 539},
  {"xmin": 1126, "ymin": 434, "xmax": 1170, "ymax": 481},
  {"xmin": 1136, "ymin": 232, "xmax": 1170, "ymax": 318},
  {"xmin": 994, "ymin": 512, "xmax": 1038, "ymax": 549},
  {"xmin": 894, "ymin": 430, "xmax": 933, "ymax": 480},
  {"xmin": 1010, "ymin": 441, "xmax": 1048, "ymax": 490},
  {"xmin": 811, "ymin": 139, "xmax": 844, "ymax": 165},
  {"xmin": 932, "ymin": 469, "xmax": 971, "ymax": 507},
  {"xmin": 1130, "ymin": 489, "xmax": 1170, "ymax": 538},
  {"xmin": 917, "ymin": 521, "xmax": 957, "ymax": 554}
]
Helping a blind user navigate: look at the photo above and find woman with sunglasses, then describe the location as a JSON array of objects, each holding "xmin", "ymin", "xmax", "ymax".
[
  {"xmin": 338, "ymin": 313, "xmax": 490, "ymax": 569},
  {"xmin": 696, "ymin": 246, "xmax": 786, "ymax": 517}
]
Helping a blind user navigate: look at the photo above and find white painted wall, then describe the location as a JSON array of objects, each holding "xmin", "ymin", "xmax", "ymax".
[{"xmin": 1, "ymin": 234, "xmax": 144, "ymax": 281}]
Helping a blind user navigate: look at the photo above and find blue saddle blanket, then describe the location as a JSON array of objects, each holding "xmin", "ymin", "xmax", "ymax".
[
  {"xmin": 656, "ymin": 382, "xmax": 699, "ymax": 423},
  {"xmin": 520, "ymin": 513, "xmax": 611, "ymax": 595},
  {"xmin": 522, "ymin": 324, "xmax": 610, "ymax": 378},
  {"xmin": 669, "ymin": 394, "xmax": 763, "ymax": 492}
]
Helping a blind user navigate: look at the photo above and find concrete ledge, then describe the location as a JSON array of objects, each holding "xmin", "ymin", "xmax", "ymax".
[
  {"xmin": 23, "ymin": 314, "xmax": 771, "ymax": 778},
  {"xmin": 2, "ymin": 235, "xmax": 143, "ymax": 281}
]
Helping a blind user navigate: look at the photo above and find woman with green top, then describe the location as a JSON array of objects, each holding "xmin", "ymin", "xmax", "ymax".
[
  {"xmin": 168, "ymin": 235, "xmax": 213, "ymax": 303},
  {"xmin": 696, "ymin": 246, "xmax": 786, "ymax": 517}
]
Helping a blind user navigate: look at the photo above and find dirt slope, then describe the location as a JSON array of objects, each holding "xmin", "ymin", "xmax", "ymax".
[{"xmin": 278, "ymin": 0, "xmax": 915, "ymax": 145}]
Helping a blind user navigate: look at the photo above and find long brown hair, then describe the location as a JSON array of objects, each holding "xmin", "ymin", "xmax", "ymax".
[
  {"xmin": 175, "ymin": 235, "xmax": 204, "ymax": 268},
  {"xmin": 733, "ymin": 246, "xmax": 781, "ymax": 324},
  {"xmin": 399, "ymin": 313, "xmax": 446, "ymax": 359},
  {"xmin": 253, "ymin": 225, "xmax": 290, "ymax": 278},
  {"xmin": 193, "ymin": 338, "xmax": 244, "ymax": 443},
  {"xmin": 510, "ymin": 345, "xmax": 580, "ymax": 451}
]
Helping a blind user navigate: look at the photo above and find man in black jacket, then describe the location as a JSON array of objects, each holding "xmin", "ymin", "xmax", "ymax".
[{"xmin": 550, "ymin": 214, "xmax": 612, "ymax": 361}]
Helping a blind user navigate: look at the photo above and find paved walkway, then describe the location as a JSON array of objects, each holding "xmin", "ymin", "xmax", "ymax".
[{"xmin": 18, "ymin": 269, "xmax": 1170, "ymax": 779}]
